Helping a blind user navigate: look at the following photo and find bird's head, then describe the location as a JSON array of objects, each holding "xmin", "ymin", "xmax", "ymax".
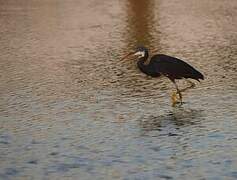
[
  {"xmin": 134, "ymin": 46, "xmax": 148, "ymax": 58},
  {"xmin": 120, "ymin": 46, "xmax": 148, "ymax": 60}
]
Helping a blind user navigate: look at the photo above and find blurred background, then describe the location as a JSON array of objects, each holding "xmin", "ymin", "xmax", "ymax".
[{"xmin": 0, "ymin": 0, "xmax": 237, "ymax": 179}]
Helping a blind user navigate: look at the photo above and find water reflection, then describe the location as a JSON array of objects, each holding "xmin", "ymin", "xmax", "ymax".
[
  {"xmin": 139, "ymin": 107, "xmax": 204, "ymax": 133},
  {"xmin": 114, "ymin": 0, "xmax": 167, "ymax": 98},
  {"xmin": 125, "ymin": 0, "xmax": 156, "ymax": 49}
]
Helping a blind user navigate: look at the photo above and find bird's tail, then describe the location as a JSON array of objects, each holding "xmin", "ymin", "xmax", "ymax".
[{"xmin": 195, "ymin": 71, "xmax": 204, "ymax": 81}]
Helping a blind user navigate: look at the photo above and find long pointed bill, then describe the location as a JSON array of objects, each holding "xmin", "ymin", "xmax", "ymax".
[
  {"xmin": 120, "ymin": 51, "xmax": 135, "ymax": 61},
  {"xmin": 151, "ymin": 48, "xmax": 159, "ymax": 54}
]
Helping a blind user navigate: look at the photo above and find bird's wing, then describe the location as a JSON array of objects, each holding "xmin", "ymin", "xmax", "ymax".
[{"xmin": 151, "ymin": 54, "xmax": 204, "ymax": 80}]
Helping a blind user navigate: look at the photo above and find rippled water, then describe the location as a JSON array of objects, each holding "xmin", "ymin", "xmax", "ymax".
[{"xmin": 0, "ymin": 0, "xmax": 237, "ymax": 179}]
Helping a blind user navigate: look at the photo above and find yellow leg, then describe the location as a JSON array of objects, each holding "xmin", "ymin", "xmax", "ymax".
[
  {"xmin": 187, "ymin": 80, "xmax": 195, "ymax": 88},
  {"xmin": 170, "ymin": 80, "xmax": 183, "ymax": 106},
  {"xmin": 171, "ymin": 91, "xmax": 182, "ymax": 107},
  {"xmin": 171, "ymin": 79, "xmax": 195, "ymax": 107},
  {"xmin": 171, "ymin": 91, "xmax": 178, "ymax": 107},
  {"xmin": 180, "ymin": 80, "xmax": 195, "ymax": 93}
]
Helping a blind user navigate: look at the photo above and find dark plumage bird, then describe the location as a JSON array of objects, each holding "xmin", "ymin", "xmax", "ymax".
[{"xmin": 121, "ymin": 46, "xmax": 204, "ymax": 106}]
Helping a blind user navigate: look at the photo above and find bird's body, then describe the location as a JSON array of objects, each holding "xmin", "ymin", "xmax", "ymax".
[
  {"xmin": 137, "ymin": 53, "xmax": 204, "ymax": 81},
  {"xmin": 121, "ymin": 46, "xmax": 204, "ymax": 106}
]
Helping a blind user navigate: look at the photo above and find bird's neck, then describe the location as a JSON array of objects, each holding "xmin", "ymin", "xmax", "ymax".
[{"xmin": 137, "ymin": 54, "xmax": 151, "ymax": 74}]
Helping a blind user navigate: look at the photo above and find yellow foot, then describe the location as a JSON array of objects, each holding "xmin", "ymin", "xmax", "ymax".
[{"xmin": 171, "ymin": 92, "xmax": 182, "ymax": 107}]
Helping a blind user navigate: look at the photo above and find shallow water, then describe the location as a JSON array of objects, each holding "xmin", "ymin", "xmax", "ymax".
[{"xmin": 0, "ymin": 0, "xmax": 237, "ymax": 179}]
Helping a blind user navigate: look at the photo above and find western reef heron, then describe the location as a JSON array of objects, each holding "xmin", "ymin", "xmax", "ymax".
[{"xmin": 121, "ymin": 46, "xmax": 204, "ymax": 106}]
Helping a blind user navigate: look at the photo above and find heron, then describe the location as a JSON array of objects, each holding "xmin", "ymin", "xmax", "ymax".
[{"xmin": 121, "ymin": 46, "xmax": 204, "ymax": 106}]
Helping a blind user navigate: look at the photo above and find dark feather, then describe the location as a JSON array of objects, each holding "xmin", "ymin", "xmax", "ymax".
[{"xmin": 150, "ymin": 54, "xmax": 204, "ymax": 81}]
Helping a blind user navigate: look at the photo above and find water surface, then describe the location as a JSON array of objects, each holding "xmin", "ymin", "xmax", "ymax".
[{"xmin": 0, "ymin": 0, "xmax": 237, "ymax": 179}]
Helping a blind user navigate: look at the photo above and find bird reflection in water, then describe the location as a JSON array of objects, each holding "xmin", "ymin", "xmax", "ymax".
[{"xmin": 138, "ymin": 107, "xmax": 203, "ymax": 134}]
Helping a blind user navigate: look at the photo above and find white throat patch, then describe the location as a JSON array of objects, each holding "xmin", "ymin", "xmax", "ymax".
[{"xmin": 134, "ymin": 51, "xmax": 145, "ymax": 58}]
